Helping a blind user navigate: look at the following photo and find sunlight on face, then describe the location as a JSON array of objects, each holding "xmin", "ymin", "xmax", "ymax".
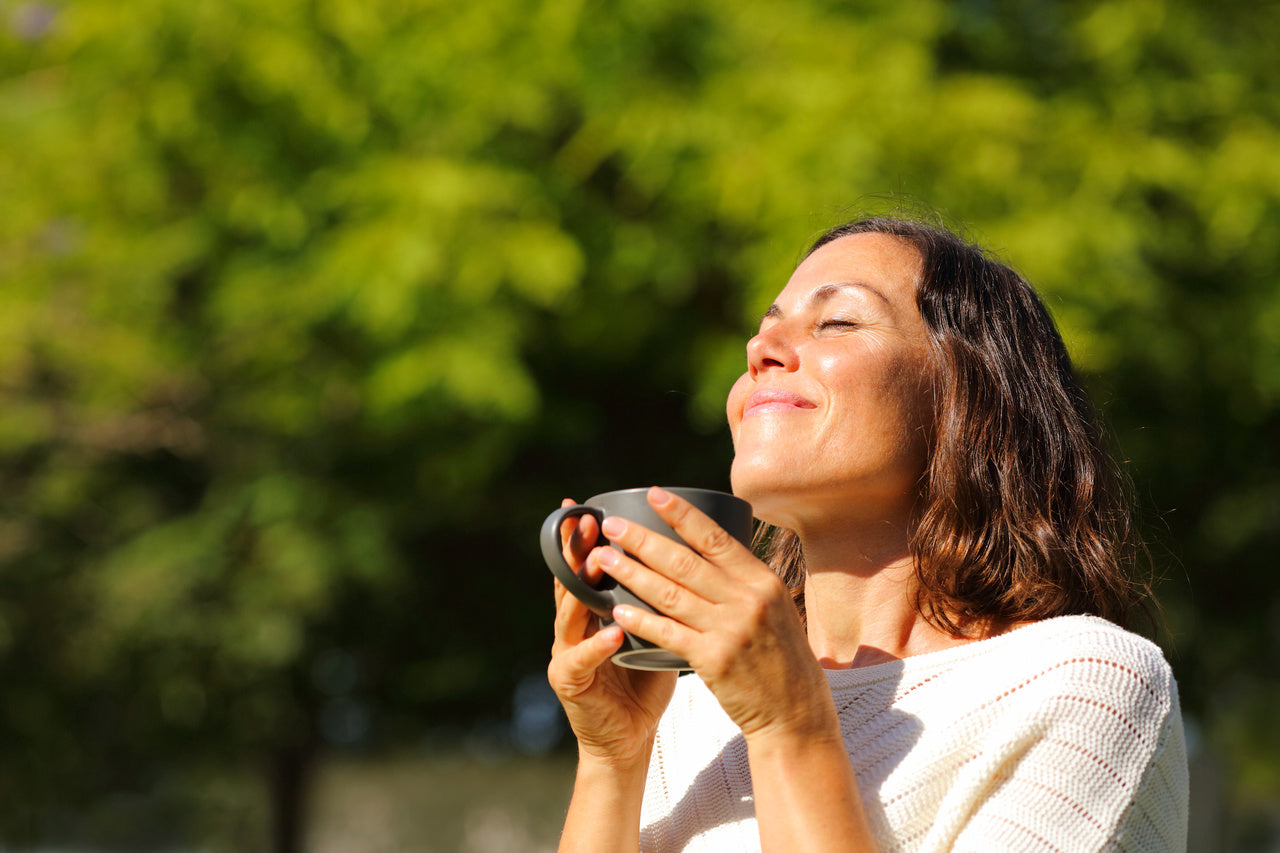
[{"xmin": 726, "ymin": 233, "xmax": 934, "ymax": 534}]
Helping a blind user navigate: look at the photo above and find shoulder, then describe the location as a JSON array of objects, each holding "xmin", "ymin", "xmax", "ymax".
[
  {"xmin": 941, "ymin": 618, "xmax": 1190, "ymax": 850},
  {"xmin": 972, "ymin": 615, "xmax": 1184, "ymax": 779},
  {"xmin": 876, "ymin": 614, "xmax": 1182, "ymax": 752},
  {"xmin": 825, "ymin": 614, "xmax": 1180, "ymax": 728},
  {"xmin": 996, "ymin": 615, "xmax": 1178, "ymax": 708},
  {"xmin": 1022, "ymin": 613, "xmax": 1171, "ymax": 665},
  {"xmin": 874, "ymin": 614, "xmax": 1179, "ymax": 711}
]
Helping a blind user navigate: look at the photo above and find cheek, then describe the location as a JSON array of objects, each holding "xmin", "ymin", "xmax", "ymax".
[
  {"xmin": 726, "ymin": 372, "xmax": 751, "ymax": 432},
  {"xmin": 891, "ymin": 348, "xmax": 936, "ymax": 427},
  {"xmin": 878, "ymin": 354, "xmax": 936, "ymax": 471}
]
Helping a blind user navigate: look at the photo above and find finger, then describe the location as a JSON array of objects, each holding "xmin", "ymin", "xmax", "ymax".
[
  {"xmin": 579, "ymin": 550, "xmax": 608, "ymax": 587},
  {"xmin": 611, "ymin": 604, "xmax": 699, "ymax": 663},
  {"xmin": 558, "ymin": 498, "xmax": 581, "ymax": 561},
  {"xmin": 587, "ymin": 544, "xmax": 717, "ymax": 627},
  {"xmin": 553, "ymin": 580, "xmax": 597, "ymax": 651},
  {"xmin": 553, "ymin": 574, "xmax": 603, "ymax": 619},
  {"xmin": 593, "ymin": 515, "xmax": 741, "ymax": 604},
  {"xmin": 557, "ymin": 498, "xmax": 600, "ymax": 568},
  {"xmin": 570, "ymin": 512, "xmax": 599, "ymax": 564},
  {"xmin": 646, "ymin": 487, "xmax": 759, "ymax": 581},
  {"xmin": 549, "ymin": 625, "xmax": 626, "ymax": 696}
]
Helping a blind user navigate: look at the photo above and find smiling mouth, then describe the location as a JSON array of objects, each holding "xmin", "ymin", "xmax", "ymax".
[{"xmin": 742, "ymin": 390, "xmax": 817, "ymax": 419}]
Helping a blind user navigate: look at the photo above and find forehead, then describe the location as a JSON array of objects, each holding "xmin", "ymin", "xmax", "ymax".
[{"xmin": 777, "ymin": 232, "xmax": 923, "ymax": 307}]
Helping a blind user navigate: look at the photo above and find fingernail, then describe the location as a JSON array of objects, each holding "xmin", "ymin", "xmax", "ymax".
[
  {"xmin": 612, "ymin": 604, "xmax": 635, "ymax": 622},
  {"xmin": 648, "ymin": 486, "xmax": 672, "ymax": 506},
  {"xmin": 601, "ymin": 516, "xmax": 626, "ymax": 538},
  {"xmin": 593, "ymin": 547, "xmax": 618, "ymax": 568}
]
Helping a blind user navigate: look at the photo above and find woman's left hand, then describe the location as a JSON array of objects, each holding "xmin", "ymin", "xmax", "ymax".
[{"xmin": 586, "ymin": 486, "xmax": 832, "ymax": 741}]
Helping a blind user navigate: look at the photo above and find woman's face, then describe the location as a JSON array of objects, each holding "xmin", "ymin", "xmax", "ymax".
[{"xmin": 726, "ymin": 232, "xmax": 935, "ymax": 532}]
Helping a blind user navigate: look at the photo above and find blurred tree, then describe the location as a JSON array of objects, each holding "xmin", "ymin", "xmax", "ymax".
[{"xmin": 0, "ymin": 0, "xmax": 1276, "ymax": 848}]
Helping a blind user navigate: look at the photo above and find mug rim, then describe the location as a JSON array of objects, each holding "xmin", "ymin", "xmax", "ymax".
[{"xmin": 586, "ymin": 486, "xmax": 745, "ymax": 504}]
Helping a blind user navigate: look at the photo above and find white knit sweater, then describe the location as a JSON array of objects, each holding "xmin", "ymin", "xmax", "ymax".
[{"xmin": 639, "ymin": 615, "xmax": 1188, "ymax": 852}]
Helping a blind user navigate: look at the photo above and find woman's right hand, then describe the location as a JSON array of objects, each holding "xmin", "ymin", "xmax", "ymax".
[{"xmin": 548, "ymin": 499, "xmax": 677, "ymax": 767}]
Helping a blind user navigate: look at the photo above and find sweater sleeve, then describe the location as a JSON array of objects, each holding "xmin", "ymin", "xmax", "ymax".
[{"xmin": 949, "ymin": 636, "xmax": 1190, "ymax": 853}]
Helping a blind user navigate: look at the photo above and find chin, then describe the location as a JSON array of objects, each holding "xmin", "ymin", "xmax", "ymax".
[
  {"xmin": 729, "ymin": 462, "xmax": 800, "ymax": 528},
  {"xmin": 731, "ymin": 456, "xmax": 921, "ymax": 533}
]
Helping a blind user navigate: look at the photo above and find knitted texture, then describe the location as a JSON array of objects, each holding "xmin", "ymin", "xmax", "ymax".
[{"xmin": 639, "ymin": 615, "xmax": 1188, "ymax": 852}]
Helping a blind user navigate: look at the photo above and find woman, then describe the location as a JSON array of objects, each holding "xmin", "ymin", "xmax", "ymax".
[{"xmin": 548, "ymin": 217, "xmax": 1189, "ymax": 852}]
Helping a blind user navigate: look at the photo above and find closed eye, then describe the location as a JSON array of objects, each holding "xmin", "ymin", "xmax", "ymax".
[{"xmin": 819, "ymin": 318, "xmax": 860, "ymax": 330}]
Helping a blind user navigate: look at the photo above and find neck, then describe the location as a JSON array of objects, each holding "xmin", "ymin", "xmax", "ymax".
[{"xmin": 793, "ymin": 517, "xmax": 970, "ymax": 668}]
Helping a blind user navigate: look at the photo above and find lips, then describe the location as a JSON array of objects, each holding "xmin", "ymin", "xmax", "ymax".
[{"xmin": 742, "ymin": 388, "xmax": 818, "ymax": 419}]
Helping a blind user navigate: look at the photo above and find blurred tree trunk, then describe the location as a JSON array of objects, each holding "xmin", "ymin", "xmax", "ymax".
[{"xmin": 270, "ymin": 746, "xmax": 313, "ymax": 853}]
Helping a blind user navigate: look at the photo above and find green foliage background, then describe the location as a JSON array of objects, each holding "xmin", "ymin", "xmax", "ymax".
[{"xmin": 1, "ymin": 0, "xmax": 1277, "ymax": 846}]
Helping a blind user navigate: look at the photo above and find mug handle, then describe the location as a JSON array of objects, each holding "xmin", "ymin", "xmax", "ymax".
[{"xmin": 540, "ymin": 505, "xmax": 619, "ymax": 618}]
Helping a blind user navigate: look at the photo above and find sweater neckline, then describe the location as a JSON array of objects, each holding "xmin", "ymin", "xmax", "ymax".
[{"xmin": 819, "ymin": 614, "xmax": 1113, "ymax": 689}]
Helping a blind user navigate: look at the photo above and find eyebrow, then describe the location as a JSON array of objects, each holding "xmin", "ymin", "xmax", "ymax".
[{"xmin": 761, "ymin": 280, "xmax": 891, "ymax": 322}]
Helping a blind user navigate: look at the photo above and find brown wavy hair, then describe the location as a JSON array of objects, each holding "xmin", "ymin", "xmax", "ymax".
[{"xmin": 758, "ymin": 216, "xmax": 1152, "ymax": 635}]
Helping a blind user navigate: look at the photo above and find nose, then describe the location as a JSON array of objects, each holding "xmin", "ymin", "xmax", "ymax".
[{"xmin": 746, "ymin": 322, "xmax": 799, "ymax": 378}]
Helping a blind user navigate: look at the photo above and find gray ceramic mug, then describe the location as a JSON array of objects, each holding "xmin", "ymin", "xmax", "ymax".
[{"xmin": 540, "ymin": 487, "xmax": 754, "ymax": 671}]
